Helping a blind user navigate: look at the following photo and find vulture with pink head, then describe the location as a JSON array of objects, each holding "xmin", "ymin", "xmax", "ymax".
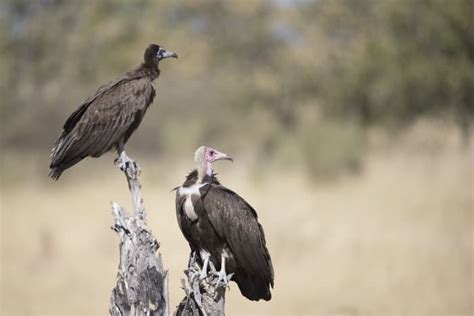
[{"xmin": 175, "ymin": 146, "xmax": 274, "ymax": 301}]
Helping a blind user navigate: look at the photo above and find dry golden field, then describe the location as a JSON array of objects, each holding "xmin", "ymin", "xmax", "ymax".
[{"xmin": 1, "ymin": 123, "xmax": 473, "ymax": 316}]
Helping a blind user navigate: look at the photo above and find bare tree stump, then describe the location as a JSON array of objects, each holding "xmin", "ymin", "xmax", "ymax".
[
  {"xmin": 109, "ymin": 158, "xmax": 169, "ymax": 316},
  {"xmin": 174, "ymin": 254, "xmax": 227, "ymax": 316}
]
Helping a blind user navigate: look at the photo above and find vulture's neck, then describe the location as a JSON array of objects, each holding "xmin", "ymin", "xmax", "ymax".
[
  {"xmin": 196, "ymin": 161, "xmax": 214, "ymax": 183},
  {"xmin": 183, "ymin": 169, "xmax": 220, "ymax": 187},
  {"xmin": 135, "ymin": 63, "xmax": 160, "ymax": 81}
]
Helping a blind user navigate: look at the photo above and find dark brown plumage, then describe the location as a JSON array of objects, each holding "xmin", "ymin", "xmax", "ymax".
[
  {"xmin": 49, "ymin": 44, "xmax": 177, "ymax": 180},
  {"xmin": 175, "ymin": 146, "xmax": 274, "ymax": 301}
]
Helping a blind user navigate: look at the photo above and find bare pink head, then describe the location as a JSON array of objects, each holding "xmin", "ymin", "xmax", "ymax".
[{"xmin": 194, "ymin": 146, "xmax": 233, "ymax": 178}]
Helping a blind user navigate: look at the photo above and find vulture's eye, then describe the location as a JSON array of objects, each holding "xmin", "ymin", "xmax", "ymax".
[{"xmin": 209, "ymin": 150, "xmax": 215, "ymax": 156}]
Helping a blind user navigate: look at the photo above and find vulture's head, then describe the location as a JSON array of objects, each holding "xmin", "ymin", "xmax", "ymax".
[
  {"xmin": 195, "ymin": 146, "xmax": 233, "ymax": 178},
  {"xmin": 144, "ymin": 44, "xmax": 178, "ymax": 67}
]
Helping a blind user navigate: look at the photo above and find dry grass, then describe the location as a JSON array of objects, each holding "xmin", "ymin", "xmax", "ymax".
[{"xmin": 1, "ymin": 124, "xmax": 473, "ymax": 316}]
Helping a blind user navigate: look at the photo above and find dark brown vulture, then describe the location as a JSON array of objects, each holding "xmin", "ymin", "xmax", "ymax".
[
  {"xmin": 49, "ymin": 44, "xmax": 177, "ymax": 179},
  {"xmin": 175, "ymin": 146, "xmax": 274, "ymax": 301}
]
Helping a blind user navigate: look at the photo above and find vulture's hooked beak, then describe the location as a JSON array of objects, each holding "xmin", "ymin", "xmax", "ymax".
[
  {"xmin": 222, "ymin": 156, "xmax": 233, "ymax": 163},
  {"xmin": 159, "ymin": 49, "xmax": 178, "ymax": 60},
  {"xmin": 214, "ymin": 151, "xmax": 233, "ymax": 163}
]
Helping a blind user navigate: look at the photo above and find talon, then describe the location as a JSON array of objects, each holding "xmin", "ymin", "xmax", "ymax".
[
  {"xmin": 115, "ymin": 150, "xmax": 141, "ymax": 177},
  {"xmin": 209, "ymin": 261, "xmax": 217, "ymax": 273},
  {"xmin": 136, "ymin": 164, "xmax": 142, "ymax": 176},
  {"xmin": 188, "ymin": 270, "xmax": 198, "ymax": 283},
  {"xmin": 213, "ymin": 254, "xmax": 230, "ymax": 287},
  {"xmin": 214, "ymin": 270, "xmax": 230, "ymax": 287},
  {"xmin": 114, "ymin": 157, "xmax": 123, "ymax": 169},
  {"xmin": 189, "ymin": 252, "xmax": 197, "ymax": 267},
  {"xmin": 198, "ymin": 250, "xmax": 210, "ymax": 280}
]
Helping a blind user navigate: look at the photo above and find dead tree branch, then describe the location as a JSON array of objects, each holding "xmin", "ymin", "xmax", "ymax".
[
  {"xmin": 109, "ymin": 158, "xmax": 169, "ymax": 316},
  {"xmin": 174, "ymin": 254, "xmax": 227, "ymax": 316}
]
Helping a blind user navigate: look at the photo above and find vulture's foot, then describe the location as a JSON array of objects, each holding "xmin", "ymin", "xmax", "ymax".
[
  {"xmin": 213, "ymin": 268, "xmax": 233, "ymax": 287},
  {"xmin": 187, "ymin": 267, "xmax": 200, "ymax": 286},
  {"xmin": 114, "ymin": 151, "xmax": 141, "ymax": 178},
  {"xmin": 213, "ymin": 255, "xmax": 233, "ymax": 287},
  {"xmin": 199, "ymin": 250, "xmax": 211, "ymax": 280},
  {"xmin": 199, "ymin": 259, "xmax": 209, "ymax": 280},
  {"xmin": 187, "ymin": 252, "xmax": 198, "ymax": 271},
  {"xmin": 186, "ymin": 252, "xmax": 200, "ymax": 282}
]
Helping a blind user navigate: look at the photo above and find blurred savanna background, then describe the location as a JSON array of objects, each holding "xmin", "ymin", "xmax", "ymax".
[{"xmin": 1, "ymin": 0, "xmax": 473, "ymax": 315}]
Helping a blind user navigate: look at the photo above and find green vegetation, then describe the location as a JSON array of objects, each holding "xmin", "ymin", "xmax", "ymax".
[{"xmin": 1, "ymin": 0, "xmax": 472, "ymax": 179}]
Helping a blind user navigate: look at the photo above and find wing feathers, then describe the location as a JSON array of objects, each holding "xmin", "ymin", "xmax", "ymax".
[
  {"xmin": 203, "ymin": 186, "xmax": 274, "ymax": 283},
  {"xmin": 49, "ymin": 77, "xmax": 154, "ymax": 178}
]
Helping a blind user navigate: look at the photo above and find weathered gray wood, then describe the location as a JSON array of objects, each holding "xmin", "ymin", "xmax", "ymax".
[
  {"xmin": 174, "ymin": 254, "xmax": 227, "ymax": 316},
  {"xmin": 110, "ymin": 156, "xmax": 169, "ymax": 316}
]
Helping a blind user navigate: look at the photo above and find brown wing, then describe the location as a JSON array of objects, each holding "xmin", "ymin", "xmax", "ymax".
[
  {"xmin": 202, "ymin": 185, "xmax": 274, "ymax": 285},
  {"xmin": 50, "ymin": 76, "xmax": 155, "ymax": 177}
]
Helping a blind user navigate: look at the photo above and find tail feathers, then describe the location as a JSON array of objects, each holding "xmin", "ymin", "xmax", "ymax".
[
  {"xmin": 234, "ymin": 272, "xmax": 273, "ymax": 301},
  {"xmin": 49, "ymin": 156, "xmax": 84, "ymax": 180},
  {"xmin": 48, "ymin": 167, "xmax": 64, "ymax": 180}
]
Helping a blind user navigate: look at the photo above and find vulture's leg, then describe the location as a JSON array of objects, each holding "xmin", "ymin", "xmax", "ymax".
[
  {"xmin": 199, "ymin": 250, "xmax": 211, "ymax": 279},
  {"xmin": 187, "ymin": 252, "xmax": 200, "ymax": 280},
  {"xmin": 188, "ymin": 251, "xmax": 197, "ymax": 269},
  {"xmin": 215, "ymin": 254, "xmax": 233, "ymax": 287},
  {"xmin": 183, "ymin": 252, "xmax": 205, "ymax": 310},
  {"xmin": 114, "ymin": 142, "xmax": 141, "ymax": 177}
]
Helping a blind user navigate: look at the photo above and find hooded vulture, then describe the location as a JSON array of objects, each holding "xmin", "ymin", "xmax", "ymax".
[
  {"xmin": 175, "ymin": 146, "xmax": 274, "ymax": 301},
  {"xmin": 49, "ymin": 44, "xmax": 177, "ymax": 179}
]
